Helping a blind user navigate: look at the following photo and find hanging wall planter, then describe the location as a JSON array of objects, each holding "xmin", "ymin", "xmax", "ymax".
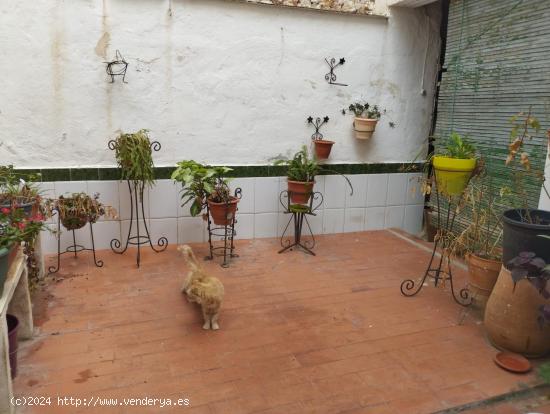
[
  {"xmin": 343, "ymin": 102, "xmax": 383, "ymax": 140},
  {"xmin": 307, "ymin": 116, "xmax": 333, "ymax": 160}
]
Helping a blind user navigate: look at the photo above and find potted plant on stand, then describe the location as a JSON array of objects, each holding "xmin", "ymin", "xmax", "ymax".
[
  {"xmin": 171, "ymin": 161, "xmax": 237, "ymax": 226},
  {"xmin": 343, "ymin": 102, "xmax": 383, "ymax": 140},
  {"xmin": 276, "ymin": 146, "xmax": 319, "ymax": 205}
]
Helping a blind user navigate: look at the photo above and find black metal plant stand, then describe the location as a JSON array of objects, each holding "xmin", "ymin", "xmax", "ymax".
[
  {"xmin": 108, "ymin": 140, "xmax": 167, "ymax": 267},
  {"xmin": 205, "ymin": 188, "xmax": 242, "ymax": 268},
  {"xmin": 400, "ymin": 183, "xmax": 472, "ymax": 307},
  {"xmin": 325, "ymin": 57, "xmax": 348, "ymax": 86},
  {"xmin": 279, "ymin": 190, "xmax": 323, "ymax": 256},
  {"xmin": 48, "ymin": 210, "xmax": 103, "ymax": 275}
]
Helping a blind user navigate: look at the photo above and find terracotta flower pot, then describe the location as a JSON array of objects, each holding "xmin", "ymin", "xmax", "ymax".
[
  {"xmin": 207, "ymin": 196, "xmax": 239, "ymax": 226},
  {"xmin": 313, "ymin": 140, "xmax": 334, "ymax": 160},
  {"xmin": 287, "ymin": 180, "xmax": 314, "ymax": 205},
  {"xmin": 353, "ymin": 117, "xmax": 378, "ymax": 140},
  {"xmin": 484, "ymin": 266, "xmax": 550, "ymax": 357},
  {"xmin": 466, "ymin": 253, "xmax": 501, "ymax": 310}
]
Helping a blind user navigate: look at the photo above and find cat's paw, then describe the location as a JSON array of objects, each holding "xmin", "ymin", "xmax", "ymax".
[
  {"xmin": 211, "ymin": 322, "xmax": 220, "ymax": 330},
  {"xmin": 202, "ymin": 322, "xmax": 211, "ymax": 330}
]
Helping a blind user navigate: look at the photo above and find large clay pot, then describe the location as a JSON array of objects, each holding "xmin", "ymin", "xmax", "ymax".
[
  {"xmin": 484, "ymin": 266, "xmax": 550, "ymax": 357},
  {"xmin": 207, "ymin": 196, "xmax": 239, "ymax": 226},
  {"xmin": 287, "ymin": 180, "xmax": 314, "ymax": 205},
  {"xmin": 432, "ymin": 156, "xmax": 476, "ymax": 196},
  {"xmin": 353, "ymin": 117, "xmax": 378, "ymax": 140},
  {"xmin": 313, "ymin": 140, "xmax": 334, "ymax": 160},
  {"xmin": 466, "ymin": 254, "xmax": 501, "ymax": 310}
]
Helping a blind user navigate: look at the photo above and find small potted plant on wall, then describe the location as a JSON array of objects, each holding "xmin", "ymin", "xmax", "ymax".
[
  {"xmin": 275, "ymin": 146, "xmax": 319, "ymax": 205},
  {"xmin": 111, "ymin": 129, "xmax": 156, "ymax": 187},
  {"xmin": 307, "ymin": 116, "xmax": 334, "ymax": 160},
  {"xmin": 344, "ymin": 102, "xmax": 383, "ymax": 140},
  {"xmin": 171, "ymin": 161, "xmax": 238, "ymax": 226},
  {"xmin": 432, "ymin": 132, "xmax": 477, "ymax": 196}
]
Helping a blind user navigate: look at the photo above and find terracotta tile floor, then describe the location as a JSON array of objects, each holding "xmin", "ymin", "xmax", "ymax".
[{"xmin": 13, "ymin": 230, "xmax": 549, "ymax": 413}]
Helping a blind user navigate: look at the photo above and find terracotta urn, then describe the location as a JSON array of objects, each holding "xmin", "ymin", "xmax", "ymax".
[
  {"xmin": 484, "ymin": 266, "xmax": 550, "ymax": 357},
  {"xmin": 466, "ymin": 253, "xmax": 501, "ymax": 310}
]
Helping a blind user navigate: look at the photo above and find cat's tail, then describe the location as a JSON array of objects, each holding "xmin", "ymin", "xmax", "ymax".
[{"xmin": 178, "ymin": 244, "xmax": 201, "ymax": 272}]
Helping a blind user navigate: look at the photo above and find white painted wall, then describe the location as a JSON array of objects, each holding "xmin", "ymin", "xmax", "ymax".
[
  {"xmin": 539, "ymin": 154, "xmax": 550, "ymax": 211},
  {"xmin": 0, "ymin": 0, "xmax": 441, "ymax": 168}
]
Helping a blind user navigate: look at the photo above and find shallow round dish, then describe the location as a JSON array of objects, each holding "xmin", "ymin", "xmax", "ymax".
[{"xmin": 493, "ymin": 351, "xmax": 531, "ymax": 373}]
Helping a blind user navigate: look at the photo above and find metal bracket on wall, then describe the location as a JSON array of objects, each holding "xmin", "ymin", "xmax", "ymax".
[
  {"xmin": 307, "ymin": 116, "xmax": 329, "ymax": 141},
  {"xmin": 105, "ymin": 50, "xmax": 129, "ymax": 83},
  {"xmin": 325, "ymin": 57, "xmax": 348, "ymax": 86}
]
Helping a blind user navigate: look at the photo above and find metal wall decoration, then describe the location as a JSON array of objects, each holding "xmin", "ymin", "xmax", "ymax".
[
  {"xmin": 105, "ymin": 50, "xmax": 129, "ymax": 83},
  {"xmin": 108, "ymin": 140, "xmax": 168, "ymax": 267},
  {"xmin": 325, "ymin": 57, "xmax": 348, "ymax": 86},
  {"xmin": 307, "ymin": 116, "xmax": 329, "ymax": 141}
]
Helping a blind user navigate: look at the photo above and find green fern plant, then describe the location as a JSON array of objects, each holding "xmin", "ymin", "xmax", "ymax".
[{"xmin": 113, "ymin": 129, "xmax": 156, "ymax": 186}]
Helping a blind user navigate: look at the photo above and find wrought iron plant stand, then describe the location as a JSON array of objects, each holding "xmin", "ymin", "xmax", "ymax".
[
  {"xmin": 278, "ymin": 190, "xmax": 323, "ymax": 256},
  {"xmin": 108, "ymin": 140, "xmax": 168, "ymax": 267},
  {"xmin": 400, "ymin": 183, "xmax": 472, "ymax": 307},
  {"xmin": 48, "ymin": 209, "xmax": 103, "ymax": 275},
  {"xmin": 204, "ymin": 188, "xmax": 242, "ymax": 268}
]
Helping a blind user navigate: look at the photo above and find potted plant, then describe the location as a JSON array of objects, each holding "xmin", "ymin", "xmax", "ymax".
[
  {"xmin": 484, "ymin": 252, "xmax": 550, "ymax": 357},
  {"xmin": 171, "ymin": 161, "xmax": 237, "ymax": 226},
  {"xmin": 0, "ymin": 165, "xmax": 42, "ymax": 218},
  {"xmin": 500, "ymin": 111, "xmax": 550, "ymax": 265},
  {"xmin": 0, "ymin": 206, "xmax": 45, "ymax": 296},
  {"xmin": 431, "ymin": 132, "xmax": 477, "ymax": 196},
  {"xmin": 275, "ymin": 146, "xmax": 319, "ymax": 205},
  {"xmin": 45, "ymin": 193, "xmax": 113, "ymax": 231},
  {"xmin": 344, "ymin": 102, "xmax": 383, "ymax": 140},
  {"xmin": 111, "ymin": 129, "xmax": 156, "ymax": 187},
  {"xmin": 307, "ymin": 116, "xmax": 334, "ymax": 160},
  {"xmin": 452, "ymin": 178, "xmax": 503, "ymax": 309}
]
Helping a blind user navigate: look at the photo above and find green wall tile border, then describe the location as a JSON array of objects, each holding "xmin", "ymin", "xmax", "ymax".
[{"xmin": 15, "ymin": 163, "xmax": 422, "ymax": 182}]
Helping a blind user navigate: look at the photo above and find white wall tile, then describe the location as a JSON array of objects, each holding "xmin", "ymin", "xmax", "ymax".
[
  {"xmin": 175, "ymin": 182, "xmax": 193, "ymax": 218},
  {"xmin": 405, "ymin": 173, "xmax": 425, "ymax": 205},
  {"xmin": 323, "ymin": 208, "xmax": 344, "ymax": 234},
  {"xmin": 254, "ymin": 212, "xmax": 278, "ymax": 238},
  {"xmin": 149, "ymin": 180, "xmax": 179, "ymax": 219},
  {"xmin": 403, "ymin": 205, "xmax": 424, "ymax": 236},
  {"xmin": 149, "ymin": 218, "xmax": 177, "ymax": 247},
  {"xmin": 345, "ymin": 175, "xmax": 368, "ymax": 208},
  {"xmin": 89, "ymin": 220, "xmax": 120, "ymax": 250},
  {"xmin": 40, "ymin": 225, "xmax": 59, "ymax": 254},
  {"xmin": 120, "ymin": 218, "xmax": 151, "ymax": 248},
  {"xmin": 324, "ymin": 175, "xmax": 347, "ymax": 209},
  {"xmin": 344, "ymin": 208, "xmax": 365, "ymax": 233},
  {"xmin": 234, "ymin": 213, "xmax": 254, "ymax": 240},
  {"xmin": 387, "ymin": 173, "xmax": 408, "ymax": 206},
  {"xmin": 366, "ymin": 174, "xmax": 388, "ymax": 207},
  {"xmin": 365, "ymin": 207, "xmax": 385, "ymax": 231},
  {"xmin": 87, "ymin": 181, "xmax": 120, "ymax": 221},
  {"xmin": 385, "ymin": 205, "xmax": 405, "ymax": 229},
  {"xmin": 254, "ymin": 177, "xmax": 279, "ymax": 213},
  {"xmin": 178, "ymin": 217, "xmax": 206, "ymax": 244},
  {"xmin": 54, "ymin": 181, "xmax": 88, "ymax": 198},
  {"xmin": 231, "ymin": 178, "xmax": 254, "ymax": 214},
  {"xmin": 306, "ymin": 210, "xmax": 324, "ymax": 235},
  {"xmin": 118, "ymin": 181, "xmax": 150, "ymax": 221}
]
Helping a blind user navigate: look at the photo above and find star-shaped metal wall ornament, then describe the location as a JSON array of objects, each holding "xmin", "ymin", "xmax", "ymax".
[
  {"xmin": 307, "ymin": 116, "xmax": 329, "ymax": 141},
  {"xmin": 105, "ymin": 50, "xmax": 129, "ymax": 83},
  {"xmin": 325, "ymin": 57, "xmax": 348, "ymax": 86}
]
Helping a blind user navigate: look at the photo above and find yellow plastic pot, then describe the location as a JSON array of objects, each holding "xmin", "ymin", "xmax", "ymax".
[{"xmin": 432, "ymin": 156, "xmax": 476, "ymax": 196}]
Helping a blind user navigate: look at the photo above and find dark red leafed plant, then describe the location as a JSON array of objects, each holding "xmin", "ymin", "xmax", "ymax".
[{"xmin": 507, "ymin": 252, "xmax": 550, "ymax": 328}]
